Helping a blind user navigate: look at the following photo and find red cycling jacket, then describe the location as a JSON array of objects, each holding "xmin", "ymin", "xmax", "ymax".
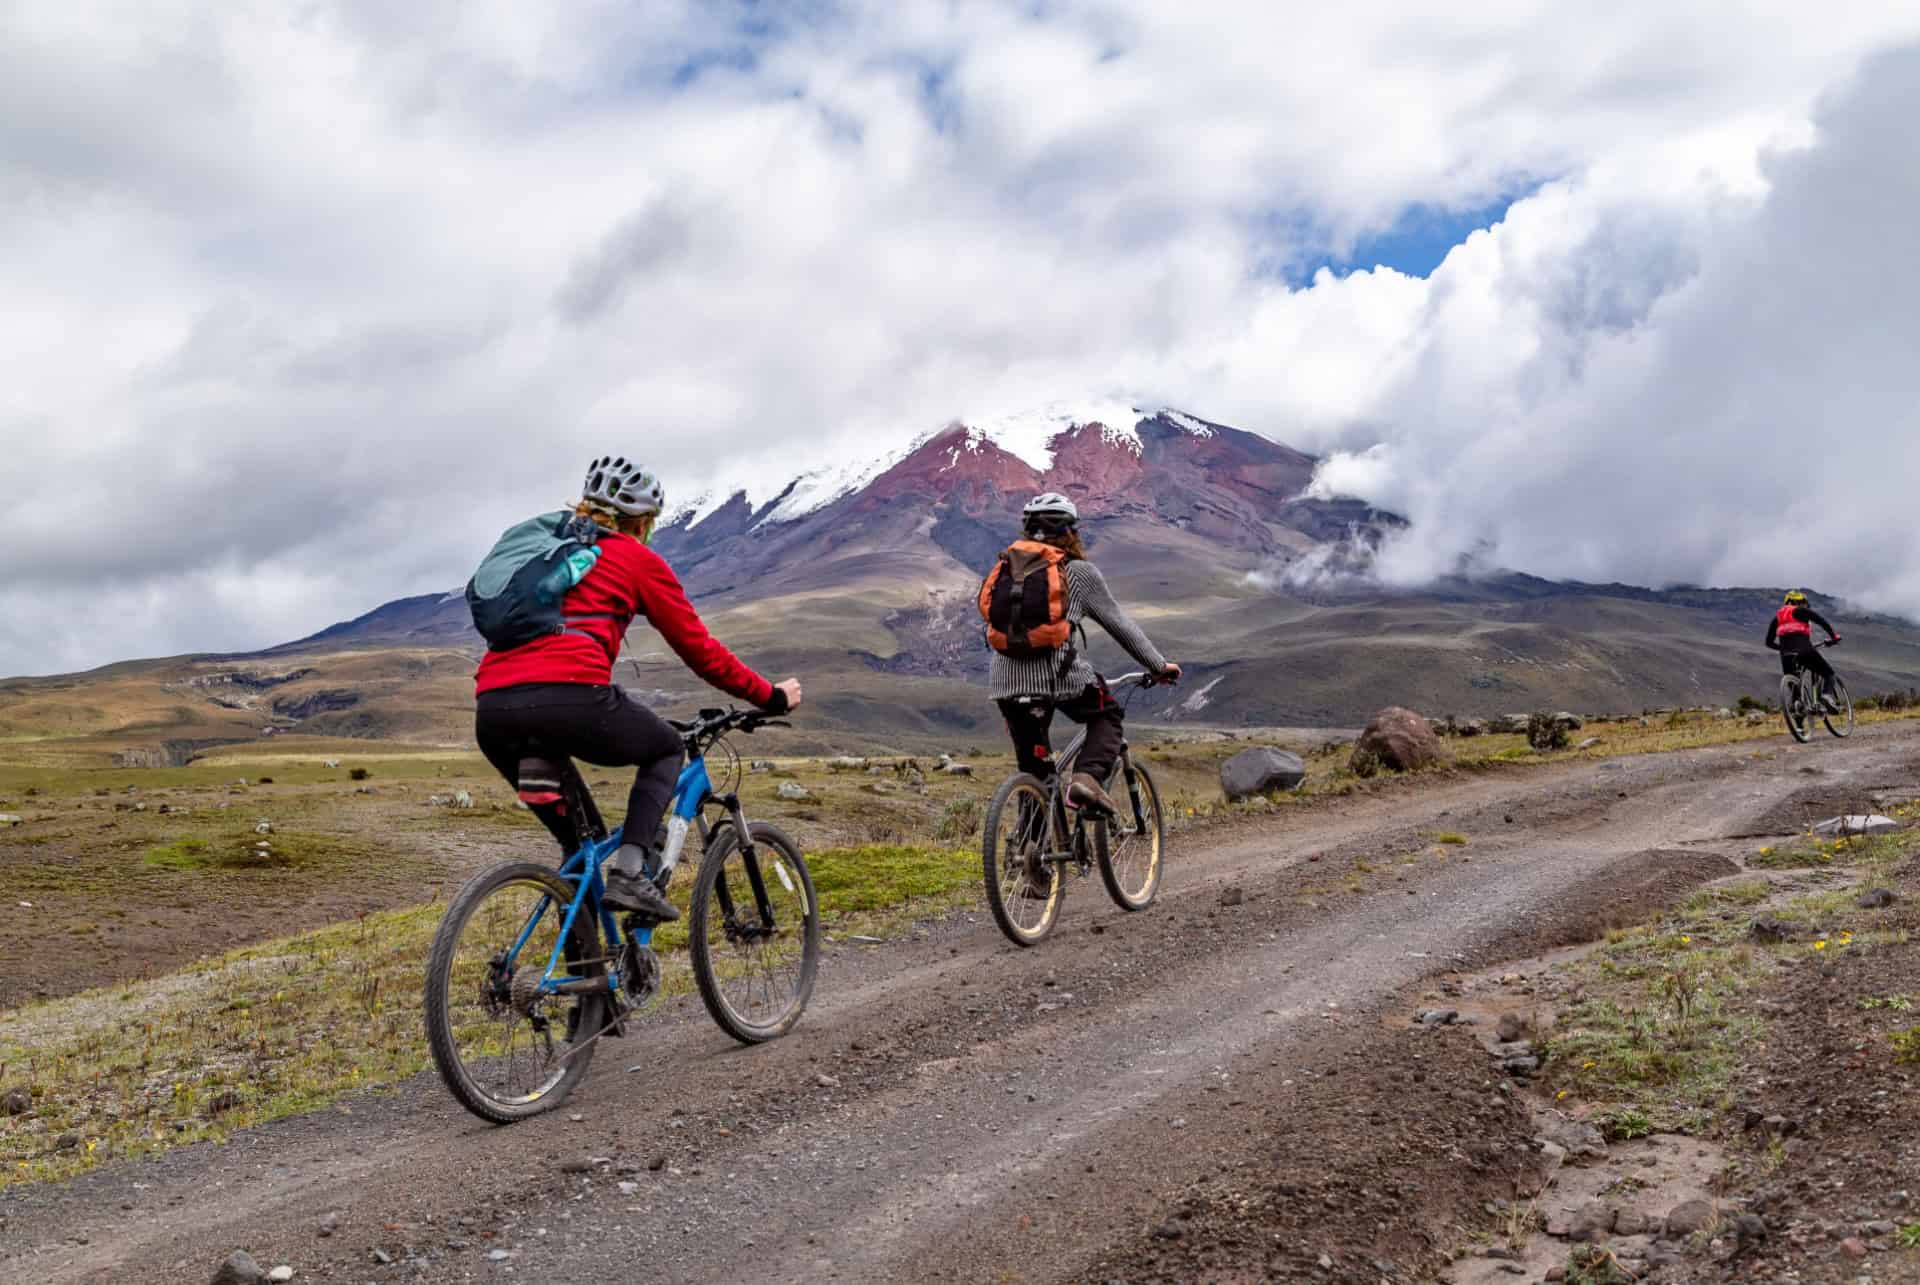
[
  {"xmin": 1774, "ymin": 604, "xmax": 1811, "ymax": 639},
  {"xmin": 475, "ymin": 535, "xmax": 774, "ymax": 707}
]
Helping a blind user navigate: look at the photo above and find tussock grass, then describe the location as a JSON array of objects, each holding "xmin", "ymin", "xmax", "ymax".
[{"xmin": 0, "ymin": 840, "xmax": 976, "ymax": 1190}]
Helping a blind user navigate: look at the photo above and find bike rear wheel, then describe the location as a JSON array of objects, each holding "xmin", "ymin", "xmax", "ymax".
[
  {"xmin": 1823, "ymin": 675, "xmax": 1855, "ymax": 738},
  {"xmin": 1096, "ymin": 758, "xmax": 1164, "ymax": 911},
  {"xmin": 424, "ymin": 862, "xmax": 608, "ymax": 1124},
  {"xmin": 689, "ymin": 822, "xmax": 819, "ymax": 1044},
  {"xmin": 982, "ymin": 774, "xmax": 1065, "ymax": 946},
  {"xmin": 1780, "ymin": 674, "xmax": 1811, "ymax": 743}
]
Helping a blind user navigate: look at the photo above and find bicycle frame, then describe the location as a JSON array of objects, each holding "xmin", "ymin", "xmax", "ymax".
[{"xmin": 510, "ymin": 755, "xmax": 717, "ymax": 1002}]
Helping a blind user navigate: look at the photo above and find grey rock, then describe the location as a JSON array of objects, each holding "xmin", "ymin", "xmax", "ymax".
[
  {"xmin": 1543, "ymin": 1119, "xmax": 1608, "ymax": 1160},
  {"xmin": 0, "ymin": 814, "xmax": 20, "ymax": 826},
  {"xmin": 317, "ymin": 1212, "xmax": 339, "ymax": 1238},
  {"xmin": 1418, "ymin": 1009, "xmax": 1459, "ymax": 1026},
  {"xmin": 1665, "ymin": 1199, "xmax": 1717, "ymax": 1237},
  {"xmin": 371, "ymin": 1249, "xmax": 393, "ymax": 1265},
  {"xmin": 749, "ymin": 760, "xmax": 775, "ymax": 773},
  {"xmin": 1219, "ymin": 746, "xmax": 1307, "ymax": 800},
  {"xmin": 775, "ymin": 781, "xmax": 811, "ymax": 801},
  {"xmin": 2, "ymin": 1087, "xmax": 30, "ymax": 1116},
  {"xmin": 1574, "ymin": 737, "xmax": 1601, "ymax": 750},
  {"xmin": 1502, "ymin": 1056, "xmax": 1540, "ymax": 1076},
  {"xmin": 266, "ymin": 1269, "xmax": 293, "ymax": 1284},
  {"xmin": 1857, "ymin": 887, "xmax": 1900, "ymax": 909},
  {"xmin": 558, "ymin": 1156, "xmax": 594, "ymax": 1173},
  {"xmin": 1217, "ymin": 885, "xmax": 1245, "ymax": 908},
  {"xmin": 1495, "ymin": 1012, "xmax": 1526, "ymax": 1042},
  {"xmin": 1570, "ymin": 1200, "xmax": 1615, "ymax": 1243},
  {"xmin": 1539, "ymin": 1140, "xmax": 1569, "ymax": 1166},
  {"xmin": 1749, "ymin": 916, "xmax": 1796, "ymax": 944},
  {"xmin": 1812, "ymin": 814, "xmax": 1898, "ymax": 837},
  {"xmin": 939, "ymin": 763, "xmax": 974, "ymax": 776},
  {"xmin": 1614, "ymin": 1208, "xmax": 1650, "ymax": 1236},
  {"xmin": 210, "ymin": 1251, "xmax": 267, "ymax": 1285}
]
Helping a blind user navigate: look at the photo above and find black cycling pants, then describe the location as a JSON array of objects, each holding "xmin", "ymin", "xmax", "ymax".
[
  {"xmin": 1780, "ymin": 647, "xmax": 1835, "ymax": 692},
  {"xmin": 476, "ymin": 683, "xmax": 683, "ymax": 854},
  {"xmin": 997, "ymin": 680, "xmax": 1123, "ymax": 785}
]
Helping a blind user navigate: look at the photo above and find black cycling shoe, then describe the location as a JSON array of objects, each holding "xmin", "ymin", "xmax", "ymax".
[{"xmin": 602, "ymin": 871, "xmax": 680, "ymax": 921}]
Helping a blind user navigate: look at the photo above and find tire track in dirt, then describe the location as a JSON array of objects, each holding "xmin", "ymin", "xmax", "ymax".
[{"xmin": 6, "ymin": 724, "xmax": 1919, "ymax": 1283}]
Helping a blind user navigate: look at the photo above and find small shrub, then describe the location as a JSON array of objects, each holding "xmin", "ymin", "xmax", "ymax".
[
  {"xmin": 349, "ymin": 768, "xmax": 371, "ymax": 781},
  {"xmin": 933, "ymin": 797, "xmax": 983, "ymax": 842},
  {"xmin": 257, "ymin": 777, "xmax": 275, "ymax": 785},
  {"xmin": 1892, "ymin": 1025, "xmax": 1920, "ymax": 1064},
  {"xmin": 1599, "ymin": 1105, "xmax": 1654, "ymax": 1140},
  {"xmin": 1434, "ymin": 831, "xmax": 1468, "ymax": 845},
  {"xmin": 1348, "ymin": 748, "xmax": 1380, "ymax": 779},
  {"xmin": 1734, "ymin": 694, "xmax": 1765, "ymax": 714}
]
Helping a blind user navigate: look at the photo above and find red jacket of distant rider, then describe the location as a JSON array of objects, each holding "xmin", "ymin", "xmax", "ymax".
[{"xmin": 474, "ymin": 535, "xmax": 774, "ymax": 706}]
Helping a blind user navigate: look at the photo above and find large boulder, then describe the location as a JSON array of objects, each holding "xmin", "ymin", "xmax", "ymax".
[
  {"xmin": 1220, "ymin": 747, "xmax": 1307, "ymax": 800},
  {"xmin": 1350, "ymin": 707, "xmax": 1448, "ymax": 774}
]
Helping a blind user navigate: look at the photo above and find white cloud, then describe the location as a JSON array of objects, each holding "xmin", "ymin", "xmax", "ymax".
[
  {"xmin": 1309, "ymin": 45, "xmax": 1920, "ymax": 614},
  {"xmin": 2, "ymin": 1, "xmax": 1918, "ymax": 673}
]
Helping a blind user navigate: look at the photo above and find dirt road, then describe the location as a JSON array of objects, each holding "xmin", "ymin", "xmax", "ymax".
[{"xmin": 7, "ymin": 723, "xmax": 1919, "ymax": 1283}]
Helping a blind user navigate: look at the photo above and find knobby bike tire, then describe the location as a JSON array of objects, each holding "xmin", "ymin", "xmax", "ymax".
[
  {"xmin": 424, "ymin": 861, "xmax": 608, "ymax": 1124},
  {"xmin": 689, "ymin": 822, "xmax": 820, "ymax": 1044},
  {"xmin": 1780, "ymin": 675, "xmax": 1811, "ymax": 743},
  {"xmin": 1824, "ymin": 676, "xmax": 1855, "ymax": 739},
  {"xmin": 981, "ymin": 773, "xmax": 1065, "ymax": 947},
  {"xmin": 1096, "ymin": 759, "xmax": 1164, "ymax": 912}
]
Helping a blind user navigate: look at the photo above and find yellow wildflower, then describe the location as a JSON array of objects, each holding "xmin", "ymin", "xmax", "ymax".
[
  {"xmin": 1556, "ymin": 1090, "xmax": 1570, "ymax": 1100},
  {"xmin": 1813, "ymin": 939, "xmax": 1828, "ymax": 951},
  {"xmin": 1582, "ymin": 1060, "xmax": 1597, "ymax": 1070},
  {"xmin": 1680, "ymin": 935, "xmax": 1692, "ymax": 945}
]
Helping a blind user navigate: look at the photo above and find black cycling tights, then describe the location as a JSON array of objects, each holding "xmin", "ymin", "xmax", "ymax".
[{"xmin": 476, "ymin": 684, "xmax": 683, "ymax": 854}]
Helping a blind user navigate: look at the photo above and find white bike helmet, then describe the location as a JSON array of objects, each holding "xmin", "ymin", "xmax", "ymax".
[
  {"xmin": 1022, "ymin": 492, "xmax": 1079, "ymax": 530},
  {"xmin": 582, "ymin": 456, "xmax": 665, "ymax": 518}
]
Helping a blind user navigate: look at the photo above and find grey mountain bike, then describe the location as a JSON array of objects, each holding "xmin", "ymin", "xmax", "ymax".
[
  {"xmin": 981, "ymin": 672, "xmax": 1170, "ymax": 947},
  {"xmin": 1780, "ymin": 640, "xmax": 1853, "ymax": 743}
]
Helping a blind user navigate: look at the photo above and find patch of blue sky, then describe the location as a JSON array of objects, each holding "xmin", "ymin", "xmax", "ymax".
[{"xmin": 1275, "ymin": 184, "xmax": 1545, "ymax": 284}]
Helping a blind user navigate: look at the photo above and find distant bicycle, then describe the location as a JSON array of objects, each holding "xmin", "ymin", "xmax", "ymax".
[
  {"xmin": 980, "ymin": 671, "xmax": 1169, "ymax": 946},
  {"xmin": 424, "ymin": 706, "xmax": 819, "ymax": 1123},
  {"xmin": 1780, "ymin": 640, "xmax": 1853, "ymax": 743}
]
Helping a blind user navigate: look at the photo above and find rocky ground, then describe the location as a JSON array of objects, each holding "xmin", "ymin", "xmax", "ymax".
[{"xmin": 4, "ymin": 724, "xmax": 1920, "ymax": 1283}]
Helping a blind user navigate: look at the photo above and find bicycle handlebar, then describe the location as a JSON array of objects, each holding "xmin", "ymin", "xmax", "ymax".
[
  {"xmin": 668, "ymin": 706, "xmax": 789, "ymax": 745},
  {"xmin": 1110, "ymin": 670, "xmax": 1178, "ymax": 688}
]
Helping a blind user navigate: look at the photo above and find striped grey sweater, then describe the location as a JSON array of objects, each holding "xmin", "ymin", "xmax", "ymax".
[{"xmin": 988, "ymin": 559, "xmax": 1168, "ymax": 700}]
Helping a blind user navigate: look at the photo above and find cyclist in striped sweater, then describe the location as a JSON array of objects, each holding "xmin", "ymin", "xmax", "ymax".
[{"xmin": 986, "ymin": 493, "xmax": 1181, "ymax": 818}]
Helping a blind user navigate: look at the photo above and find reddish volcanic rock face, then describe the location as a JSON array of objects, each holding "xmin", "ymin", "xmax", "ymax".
[
  {"xmin": 1046, "ymin": 422, "xmax": 1147, "ymax": 500},
  {"xmin": 859, "ymin": 426, "xmax": 1044, "ymax": 513}
]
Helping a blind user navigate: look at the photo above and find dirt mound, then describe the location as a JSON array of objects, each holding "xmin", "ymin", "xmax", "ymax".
[
  {"xmin": 1464, "ymin": 849, "xmax": 1741, "ymax": 964},
  {"xmin": 1734, "ymin": 782, "xmax": 1916, "ymax": 837},
  {"xmin": 1681, "ymin": 892, "xmax": 1920, "ymax": 1281},
  {"xmin": 1080, "ymin": 1026, "xmax": 1539, "ymax": 1283}
]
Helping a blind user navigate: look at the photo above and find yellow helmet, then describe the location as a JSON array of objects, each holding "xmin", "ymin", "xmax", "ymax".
[{"xmin": 1783, "ymin": 590, "xmax": 1808, "ymax": 605}]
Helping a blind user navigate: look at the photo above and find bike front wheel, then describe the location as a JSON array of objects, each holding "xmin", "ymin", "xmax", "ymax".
[
  {"xmin": 1780, "ymin": 675, "xmax": 1811, "ymax": 743},
  {"xmin": 689, "ymin": 822, "xmax": 819, "ymax": 1044},
  {"xmin": 1824, "ymin": 676, "xmax": 1855, "ymax": 739},
  {"xmin": 423, "ymin": 862, "xmax": 608, "ymax": 1124},
  {"xmin": 982, "ymin": 773, "xmax": 1065, "ymax": 947},
  {"xmin": 1096, "ymin": 758, "xmax": 1165, "ymax": 912}
]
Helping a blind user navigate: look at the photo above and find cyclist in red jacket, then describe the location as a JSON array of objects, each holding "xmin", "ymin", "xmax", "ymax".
[
  {"xmin": 1766, "ymin": 590, "xmax": 1842, "ymax": 711},
  {"xmin": 475, "ymin": 457, "xmax": 801, "ymax": 921}
]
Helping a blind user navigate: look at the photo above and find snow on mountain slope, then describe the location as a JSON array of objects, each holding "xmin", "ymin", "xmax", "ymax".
[{"xmin": 659, "ymin": 403, "xmax": 1222, "ymax": 536}]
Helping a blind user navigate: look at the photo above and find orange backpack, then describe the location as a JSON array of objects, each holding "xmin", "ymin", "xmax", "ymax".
[{"xmin": 978, "ymin": 540, "xmax": 1073, "ymax": 659}]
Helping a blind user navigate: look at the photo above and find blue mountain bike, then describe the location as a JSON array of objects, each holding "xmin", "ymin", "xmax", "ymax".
[{"xmin": 424, "ymin": 706, "xmax": 819, "ymax": 1123}]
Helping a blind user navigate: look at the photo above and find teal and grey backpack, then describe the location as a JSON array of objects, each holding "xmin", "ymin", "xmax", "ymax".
[{"xmin": 466, "ymin": 512, "xmax": 607, "ymax": 652}]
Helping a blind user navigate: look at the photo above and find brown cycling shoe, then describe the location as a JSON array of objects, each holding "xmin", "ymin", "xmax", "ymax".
[{"xmin": 1066, "ymin": 772, "xmax": 1119, "ymax": 815}]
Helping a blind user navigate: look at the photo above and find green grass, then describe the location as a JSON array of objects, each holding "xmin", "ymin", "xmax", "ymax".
[
  {"xmin": 1433, "ymin": 831, "xmax": 1468, "ymax": 846},
  {"xmin": 0, "ymin": 838, "xmax": 983, "ymax": 1190},
  {"xmin": 1545, "ymin": 815, "xmax": 1920, "ymax": 1134}
]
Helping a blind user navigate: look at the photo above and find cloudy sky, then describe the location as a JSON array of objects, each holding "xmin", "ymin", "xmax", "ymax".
[{"xmin": 4, "ymin": 2, "xmax": 1919, "ymax": 676}]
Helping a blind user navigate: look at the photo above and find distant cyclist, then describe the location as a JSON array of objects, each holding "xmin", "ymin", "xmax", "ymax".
[
  {"xmin": 472, "ymin": 457, "xmax": 801, "ymax": 921},
  {"xmin": 980, "ymin": 493, "xmax": 1181, "ymax": 825},
  {"xmin": 1766, "ymin": 590, "xmax": 1842, "ymax": 711}
]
